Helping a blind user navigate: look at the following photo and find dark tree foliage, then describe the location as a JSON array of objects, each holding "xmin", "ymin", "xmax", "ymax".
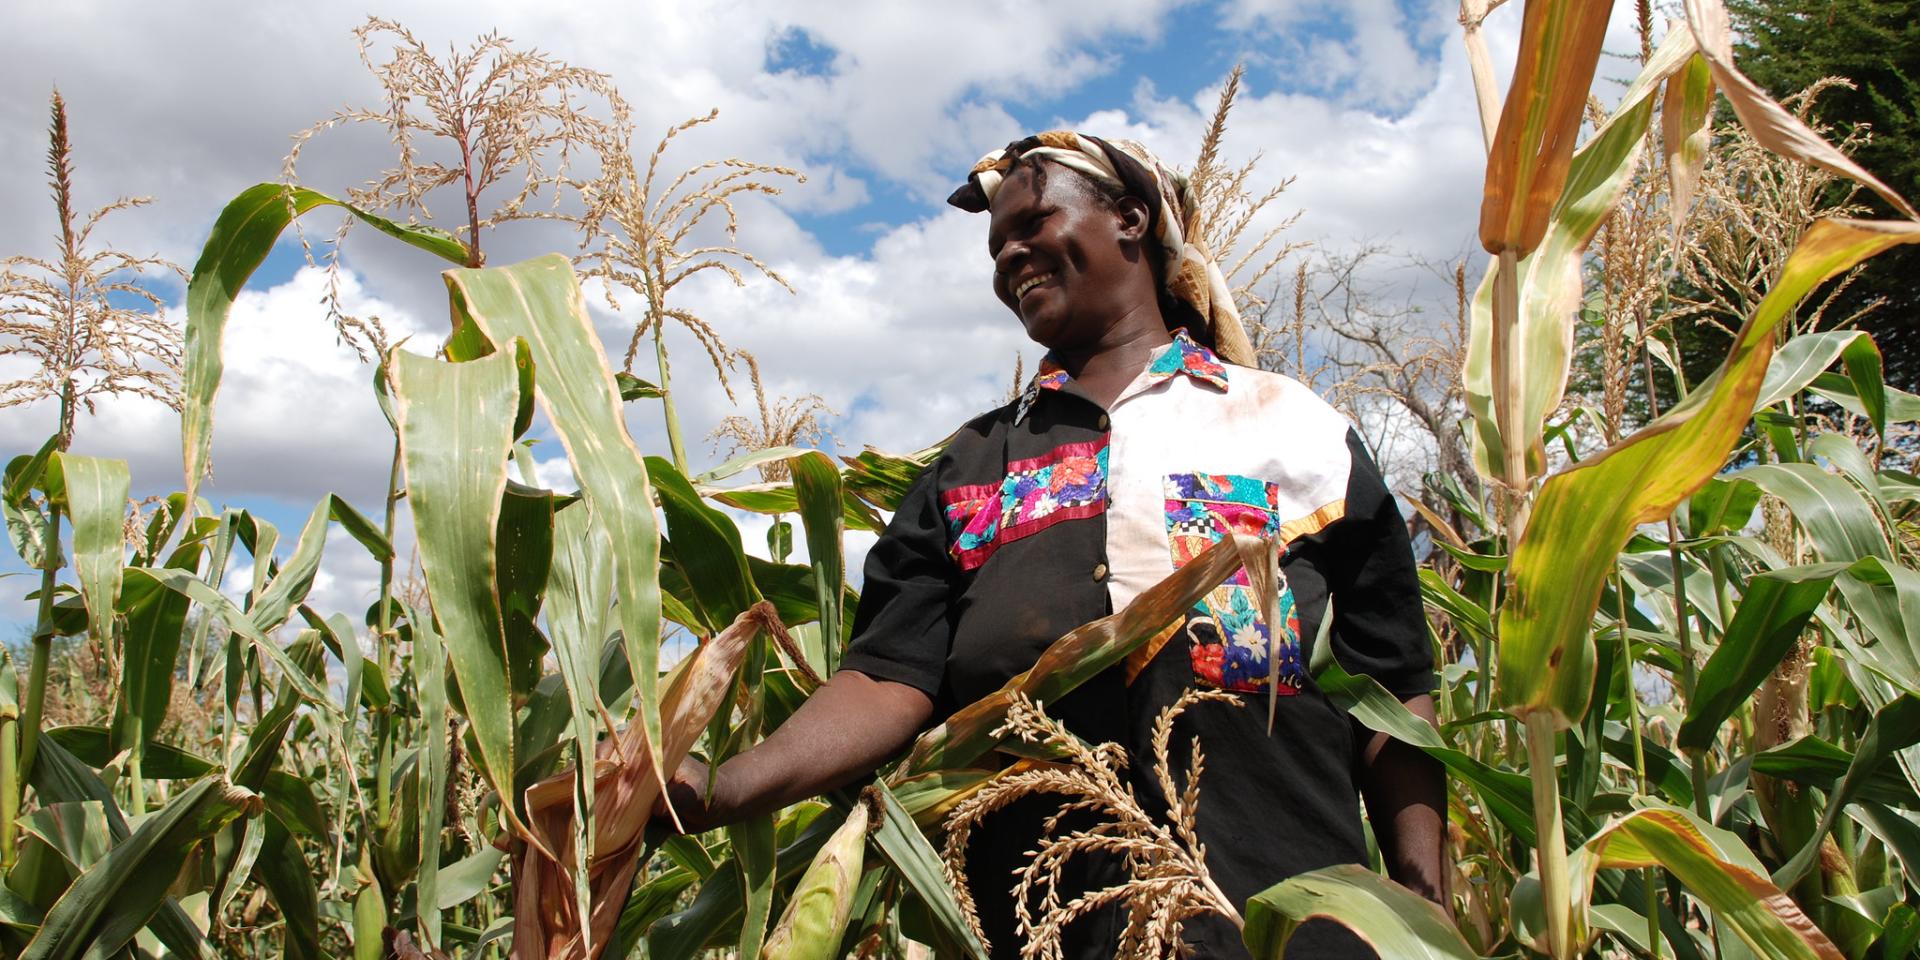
[{"xmin": 1730, "ymin": 0, "xmax": 1920, "ymax": 389}]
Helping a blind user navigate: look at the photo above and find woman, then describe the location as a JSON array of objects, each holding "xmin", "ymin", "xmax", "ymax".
[{"xmin": 664, "ymin": 132, "xmax": 1445, "ymax": 958}]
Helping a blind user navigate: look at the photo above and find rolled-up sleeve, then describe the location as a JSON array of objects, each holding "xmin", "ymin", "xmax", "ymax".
[{"xmin": 837, "ymin": 462, "xmax": 956, "ymax": 698}]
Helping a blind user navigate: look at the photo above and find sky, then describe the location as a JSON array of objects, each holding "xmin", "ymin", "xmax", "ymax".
[{"xmin": 0, "ymin": 0, "xmax": 1657, "ymax": 636}]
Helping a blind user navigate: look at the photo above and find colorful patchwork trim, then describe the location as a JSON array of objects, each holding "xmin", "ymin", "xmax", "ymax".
[
  {"xmin": 1164, "ymin": 471, "xmax": 1306, "ymax": 694},
  {"xmin": 940, "ymin": 439, "xmax": 1109, "ymax": 571},
  {"xmin": 1013, "ymin": 328, "xmax": 1227, "ymax": 423}
]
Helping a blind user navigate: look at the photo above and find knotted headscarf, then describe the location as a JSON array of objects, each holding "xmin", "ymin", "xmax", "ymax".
[{"xmin": 946, "ymin": 131, "xmax": 1256, "ymax": 367}]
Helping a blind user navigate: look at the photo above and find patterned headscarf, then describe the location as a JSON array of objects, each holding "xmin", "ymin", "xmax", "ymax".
[{"xmin": 946, "ymin": 130, "xmax": 1256, "ymax": 367}]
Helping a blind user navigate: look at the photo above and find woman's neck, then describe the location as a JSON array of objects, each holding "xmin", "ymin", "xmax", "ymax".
[{"xmin": 1052, "ymin": 310, "xmax": 1172, "ymax": 411}]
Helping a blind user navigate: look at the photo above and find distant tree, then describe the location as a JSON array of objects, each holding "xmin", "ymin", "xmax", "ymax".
[{"xmin": 1729, "ymin": 0, "xmax": 1920, "ymax": 388}]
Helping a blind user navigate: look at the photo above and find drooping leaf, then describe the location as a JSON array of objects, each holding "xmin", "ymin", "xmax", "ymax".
[
  {"xmin": 1679, "ymin": 563, "xmax": 1848, "ymax": 749},
  {"xmin": 390, "ymin": 345, "xmax": 522, "ymax": 820},
  {"xmin": 110, "ymin": 547, "xmax": 201, "ymax": 761},
  {"xmin": 138, "ymin": 568, "xmax": 339, "ymax": 717},
  {"xmin": 1498, "ymin": 218, "xmax": 1920, "ymax": 725},
  {"xmin": 646, "ymin": 457, "xmax": 758, "ymax": 633},
  {"xmin": 789, "ymin": 451, "xmax": 846, "ymax": 670},
  {"xmin": 21, "ymin": 778, "xmax": 260, "ymax": 960},
  {"xmin": 1579, "ymin": 805, "xmax": 1842, "ymax": 959},
  {"xmin": 865, "ymin": 781, "xmax": 989, "ymax": 959},
  {"xmin": 1775, "ymin": 695, "xmax": 1920, "ymax": 889},
  {"xmin": 1243, "ymin": 863, "xmax": 1475, "ymax": 960},
  {"xmin": 181, "ymin": 183, "xmax": 468, "ymax": 508},
  {"xmin": 42, "ymin": 726, "xmax": 213, "ymax": 780},
  {"xmin": 444, "ymin": 254, "xmax": 666, "ymax": 778},
  {"xmin": 544, "ymin": 502, "xmax": 614, "ymax": 957},
  {"xmin": 44, "ymin": 454, "xmax": 128, "ymax": 645}
]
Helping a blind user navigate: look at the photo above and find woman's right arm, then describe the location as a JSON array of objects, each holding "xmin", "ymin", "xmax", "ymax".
[{"xmin": 660, "ymin": 669, "xmax": 934, "ymax": 833}]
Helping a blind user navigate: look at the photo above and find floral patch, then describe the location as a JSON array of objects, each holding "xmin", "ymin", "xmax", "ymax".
[
  {"xmin": 941, "ymin": 439, "xmax": 1109, "ymax": 571},
  {"xmin": 1144, "ymin": 329, "xmax": 1229, "ymax": 390},
  {"xmin": 1164, "ymin": 471, "xmax": 1305, "ymax": 694}
]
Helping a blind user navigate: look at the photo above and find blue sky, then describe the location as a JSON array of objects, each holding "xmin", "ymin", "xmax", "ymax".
[{"xmin": 0, "ymin": 0, "xmax": 1598, "ymax": 636}]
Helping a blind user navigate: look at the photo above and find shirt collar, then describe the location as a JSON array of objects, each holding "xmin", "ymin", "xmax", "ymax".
[{"xmin": 1013, "ymin": 328, "xmax": 1230, "ymax": 423}]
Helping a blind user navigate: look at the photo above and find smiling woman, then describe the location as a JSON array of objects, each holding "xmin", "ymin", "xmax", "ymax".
[{"xmin": 661, "ymin": 131, "xmax": 1445, "ymax": 960}]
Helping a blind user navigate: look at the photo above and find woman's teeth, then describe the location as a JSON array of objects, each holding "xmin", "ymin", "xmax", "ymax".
[{"xmin": 1014, "ymin": 272, "xmax": 1055, "ymax": 299}]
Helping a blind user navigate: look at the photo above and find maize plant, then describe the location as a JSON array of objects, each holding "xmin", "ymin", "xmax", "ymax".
[{"xmin": 8, "ymin": 1, "xmax": 1920, "ymax": 958}]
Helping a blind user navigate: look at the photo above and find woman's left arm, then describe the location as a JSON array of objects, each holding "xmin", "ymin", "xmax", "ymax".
[{"xmin": 1356, "ymin": 695, "xmax": 1448, "ymax": 908}]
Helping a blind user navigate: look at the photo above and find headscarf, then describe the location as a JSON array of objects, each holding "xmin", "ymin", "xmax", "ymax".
[{"xmin": 946, "ymin": 130, "xmax": 1257, "ymax": 367}]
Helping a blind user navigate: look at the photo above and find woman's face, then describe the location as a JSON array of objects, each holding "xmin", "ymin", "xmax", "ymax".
[{"xmin": 986, "ymin": 163, "xmax": 1152, "ymax": 351}]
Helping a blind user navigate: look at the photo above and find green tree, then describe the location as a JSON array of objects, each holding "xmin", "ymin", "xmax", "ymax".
[{"xmin": 1731, "ymin": 0, "xmax": 1920, "ymax": 387}]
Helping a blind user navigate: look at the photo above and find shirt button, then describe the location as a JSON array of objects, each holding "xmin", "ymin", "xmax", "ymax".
[
  {"xmin": 1097, "ymin": 413, "xmax": 1111, "ymax": 430},
  {"xmin": 1092, "ymin": 562, "xmax": 1109, "ymax": 582}
]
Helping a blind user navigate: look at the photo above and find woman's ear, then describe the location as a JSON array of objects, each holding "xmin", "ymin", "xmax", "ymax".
[{"xmin": 1115, "ymin": 195, "xmax": 1151, "ymax": 243}]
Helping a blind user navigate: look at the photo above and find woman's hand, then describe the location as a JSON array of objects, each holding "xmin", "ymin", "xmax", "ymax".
[
  {"xmin": 654, "ymin": 755, "xmax": 719, "ymax": 835},
  {"xmin": 647, "ymin": 671, "xmax": 935, "ymax": 835}
]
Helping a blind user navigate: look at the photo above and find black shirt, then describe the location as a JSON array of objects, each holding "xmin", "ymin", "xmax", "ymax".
[{"xmin": 841, "ymin": 333, "xmax": 1434, "ymax": 958}]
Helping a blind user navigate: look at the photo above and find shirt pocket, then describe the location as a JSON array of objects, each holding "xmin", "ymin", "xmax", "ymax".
[{"xmin": 1163, "ymin": 472, "xmax": 1306, "ymax": 695}]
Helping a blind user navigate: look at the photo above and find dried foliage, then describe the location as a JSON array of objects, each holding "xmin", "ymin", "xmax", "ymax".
[
  {"xmin": 577, "ymin": 109, "xmax": 804, "ymax": 400},
  {"xmin": 940, "ymin": 691, "xmax": 1243, "ymax": 960},
  {"xmin": 283, "ymin": 17, "xmax": 629, "ymax": 356},
  {"xmin": 708, "ymin": 351, "xmax": 835, "ymax": 482},
  {"xmin": 1187, "ymin": 65, "xmax": 1306, "ymax": 320},
  {"xmin": 0, "ymin": 91, "xmax": 183, "ymax": 446}
]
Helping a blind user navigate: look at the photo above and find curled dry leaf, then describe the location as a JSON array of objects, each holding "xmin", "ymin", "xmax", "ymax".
[{"xmin": 510, "ymin": 601, "xmax": 781, "ymax": 960}]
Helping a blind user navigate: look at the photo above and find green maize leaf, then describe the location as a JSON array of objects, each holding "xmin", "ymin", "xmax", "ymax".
[
  {"xmin": 647, "ymin": 456, "xmax": 759, "ymax": 632},
  {"xmin": 263, "ymin": 769, "xmax": 328, "ymax": 839},
  {"xmin": 18, "ymin": 739, "xmax": 210, "ymax": 959},
  {"xmin": 1808, "ymin": 372, "xmax": 1920, "ymax": 424},
  {"xmin": 649, "ymin": 811, "xmax": 839, "ymax": 960},
  {"xmin": 326, "ymin": 493, "xmax": 394, "ymax": 563},
  {"xmin": 842, "ymin": 442, "xmax": 943, "ymax": 513},
  {"xmin": 231, "ymin": 631, "xmax": 327, "ymax": 789},
  {"xmin": 435, "ymin": 848, "xmax": 505, "ymax": 910},
  {"xmin": 4, "ymin": 436, "xmax": 59, "ymax": 569},
  {"xmin": 1753, "ymin": 330, "xmax": 1885, "ymax": 437},
  {"xmin": 18, "ymin": 802, "xmax": 111, "ymax": 878},
  {"xmin": 615, "ymin": 371, "xmax": 662, "ymax": 401},
  {"xmin": 1679, "ymin": 562, "xmax": 1849, "ymax": 750},
  {"xmin": 21, "ymin": 777, "xmax": 259, "ymax": 960},
  {"xmin": 768, "ymin": 520, "xmax": 793, "ymax": 561},
  {"xmin": 138, "ymin": 567, "xmax": 339, "ymax": 717},
  {"xmin": 892, "ymin": 767, "xmax": 1001, "ymax": 829},
  {"xmin": 546, "ymin": 502, "xmax": 612, "ymax": 947},
  {"xmin": 789, "ymin": 451, "xmax": 846, "ymax": 670},
  {"xmin": 109, "ymin": 549, "xmax": 201, "ymax": 760},
  {"xmin": 1243, "ymin": 862, "xmax": 1475, "ymax": 960},
  {"xmin": 257, "ymin": 813, "xmax": 321, "ymax": 960},
  {"xmin": 181, "ymin": 182, "xmax": 467, "ymax": 508},
  {"xmin": 730, "ymin": 813, "xmax": 777, "ymax": 959},
  {"xmin": 411, "ymin": 602, "xmax": 451, "ymax": 947},
  {"xmin": 1467, "ymin": 26, "xmax": 1698, "ymax": 482},
  {"xmin": 610, "ymin": 866, "xmax": 697, "ymax": 958},
  {"xmin": 866, "ymin": 781, "xmax": 989, "ymax": 959},
  {"xmin": 391, "ymin": 345, "xmax": 522, "ymax": 821},
  {"xmin": 692, "ymin": 444, "xmax": 811, "ymax": 486},
  {"xmin": 1686, "ymin": 477, "xmax": 1762, "ymax": 537},
  {"xmin": 44, "ymin": 453, "xmax": 127, "ymax": 645},
  {"xmin": 1808, "ymin": 433, "xmax": 1890, "ymax": 517},
  {"xmin": 1738, "ymin": 463, "xmax": 1890, "ymax": 563},
  {"xmin": 714, "ymin": 483, "xmax": 885, "ymax": 534},
  {"xmin": 444, "ymin": 254, "xmax": 667, "ymax": 779},
  {"xmin": 1850, "ymin": 802, "xmax": 1920, "ymax": 886},
  {"xmin": 497, "ymin": 481, "xmax": 555, "ymax": 698},
  {"xmin": 42, "ymin": 726, "xmax": 213, "ymax": 780},
  {"xmin": 1578, "ymin": 805, "xmax": 1841, "ymax": 959},
  {"xmin": 1313, "ymin": 643, "xmax": 1545, "ymax": 845},
  {"xmin": 246, "ymin": 496, "xmax": 383, "ymax": 635},
  {"xmin": 763, "ymin": 800, "xmax": 872, "ymax": 960},
  {"xmin": 898, "ymin": 533, "xmax": 1274, "ymax": 776},
  {"xmin": 207, "ymin": 816, "xmax": 265, "ymax": 931},
  {"xmin": 131, "ymin": 492, "xmax": 187, "ymax": 566},
  {"xmin": 1419, "ymin": 569, "xmax": 1493, "ymax": 644},
  {"xmin": 1775, "ymin": 695, "xmax": 1920, "ymax": 889},
  {"xmin": 1498, "ymin": 218, "xmax": 1920, "ymax": 725}
]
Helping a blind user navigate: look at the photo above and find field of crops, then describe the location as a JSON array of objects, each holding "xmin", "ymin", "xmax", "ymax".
[{"xmin": 4, "ymin": 0, "xmax": 1920, "ymax": 957}]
